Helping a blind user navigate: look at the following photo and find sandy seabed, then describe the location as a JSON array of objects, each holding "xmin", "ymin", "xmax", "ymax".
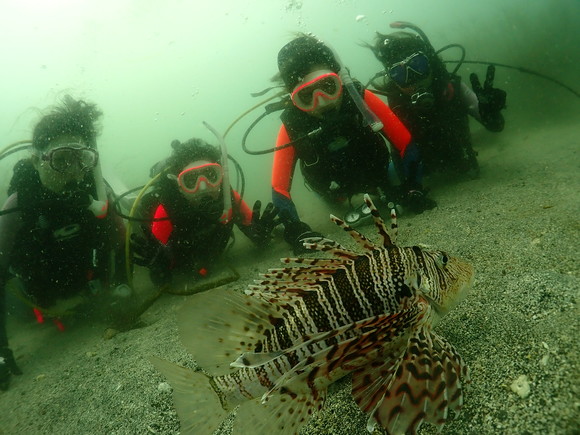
[{"xmin": 1, "ymin": 116, "xmax": 578, "ymax": 435}]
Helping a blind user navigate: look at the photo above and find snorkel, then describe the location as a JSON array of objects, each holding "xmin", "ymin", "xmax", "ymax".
[
  {"xmin": 88, "ymin": 142, "xmax": 109, "ymax": 219},
  {"xmin": 326, "ymin": 44, "xmax": 384, "ymax": 132},
  {"xmin": 203, "ymin": 121, "xmax": 232, "ymax": 224}
]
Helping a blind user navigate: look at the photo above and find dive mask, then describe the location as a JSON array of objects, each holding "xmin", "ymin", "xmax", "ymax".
[
  {"xmin": 36, "ymin": 145, "xmax": 99, "ymax": 173},
  {"xmin": 291, "ymin": 70, "xmax": 343, "ymax": 112},
  {"xmin": 387, "ymin": 51, "xmax": 430, "ymax": 88},
  {"xmin": 173, "ymin": 162, "xmax": 223, "ymax": 194}
]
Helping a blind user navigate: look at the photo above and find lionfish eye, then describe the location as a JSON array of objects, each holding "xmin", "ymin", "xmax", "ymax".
[{"xmin": 440, "ymin": 253, "xmax": 449, "ymax": 265}]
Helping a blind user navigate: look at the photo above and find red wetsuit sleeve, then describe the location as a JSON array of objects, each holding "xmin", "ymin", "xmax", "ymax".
[
  {"xmin": 151, "ymin": 204, "xmax": 173, "ymax": 245},
  {"xmin": 232, "ymin": 190, "xmax": 253, "ymax": 227},
  {"xmin": 364, "ymin": 89, "xmax": 412, "ymax": 157},
  {"xmin": 271, "ymin": 125, "xmax": 297, "ymax": 200}
]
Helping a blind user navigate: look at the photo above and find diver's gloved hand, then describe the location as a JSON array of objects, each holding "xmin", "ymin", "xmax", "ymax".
[
  {"xmin": 284, "ymin": 221, "xmax": 324, "ymax": 255},
  {"xmin": 246, "ymin": 201, "xmax": 280, "ymax": 247},
  {"xmin": 470, "ymin": 65, "xmax": 506, "ymax": 132},
  {"xmin": 131, "ymin": 228, "xmax": 172, "ymax": 286},
  {"xmin": 399, "ymin": 188, "xmax": 437, "ymax": 214},
  {"xmin": 0, "ymin": 346, "xmax": 22, "ymax": 390}
]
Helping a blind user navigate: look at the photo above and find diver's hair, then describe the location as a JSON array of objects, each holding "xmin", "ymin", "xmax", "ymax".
[
  {"xmin": 165, "ymin": 138, "xmax": 221, "ymax": 175},
  {"xmin": 371, "ymin": 31, "xmax": 428, "ymax": 66},
  {"xmin": 32, "ymin": 95, "xmax": 102, "ymax": 151},
  {"xmin": 277, "ymin": 32, "xmax": 340, "ymax": 90}
]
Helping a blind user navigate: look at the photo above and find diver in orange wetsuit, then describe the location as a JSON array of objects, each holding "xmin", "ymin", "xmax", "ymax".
[
  {"xmin": 271, "ymin": 35, "xmax": 435, "ymax": 253},
  {"xmin": 131, "ymin": 138, "xmax": 278, "ymax": 287}
]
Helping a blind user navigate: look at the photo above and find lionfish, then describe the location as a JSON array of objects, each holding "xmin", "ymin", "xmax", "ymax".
[{"xmin": 152, "ymin": 195, "xmax": 474, "ymax": 434}]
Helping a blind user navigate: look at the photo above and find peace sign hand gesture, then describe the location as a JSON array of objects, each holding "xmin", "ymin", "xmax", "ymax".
[{"xmin": 470, "ymin": 65, "xmax": 507, "ymax": 131}]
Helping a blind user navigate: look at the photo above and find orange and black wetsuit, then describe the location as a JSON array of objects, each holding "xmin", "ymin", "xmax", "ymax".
[
  {"xmin": 140, "ymin": 181, "xmax": 253, "ymax": 284},
  {"xmin": 272, "ymin": 88, "xmax": 413, "ymax": 225}
]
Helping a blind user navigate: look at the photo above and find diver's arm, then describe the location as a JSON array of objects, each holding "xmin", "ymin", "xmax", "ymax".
[
  {"xmin": 130, "ymin": 201, "xmax": 174, "ymax": 287},
  {"xmin": 271, "ymin": 125, "xmax": 300, "ymax": 224},
  {"xmin": 365, "ymin": 90, "xmax": 422, "ymax": 184},
  {"xmin": 364, "ymin": 90, "xmax": 412, "ymax": 157},
  {"xmin": 232, "ymin": 190, "xmax": 253, "ymax": 227},
  {"xmin": 0, "ymin": 194, "xmax": 23, "ymax": 388},
  {"xmin": 0, "ymin": 266, "xmax": 23, "ymax": 390},
  {"xmin": 271, "ymin": 125, "xmax": 322, "ymax": 252},
  {"xmin": 0, "ymin": 195, "xmax": 21, "ymax": 348},
  {"xmin": 461, "ymin": 82, "xmax": 481, "ymax": 120},
  {"xmin": 0, "ymin": 270, "xmax": 8, "ymax": 349}
]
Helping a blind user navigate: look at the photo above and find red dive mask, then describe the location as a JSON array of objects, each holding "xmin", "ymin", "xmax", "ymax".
[
  {"xmin": 175, "ymin": 163, "xmax": 223, "ymax": 194},
  {"xmin": 291, "ymin": 71, "xmax": 343, "ymax": 112}
]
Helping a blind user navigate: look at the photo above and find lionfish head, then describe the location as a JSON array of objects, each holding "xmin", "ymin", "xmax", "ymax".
[{"xmin": 410, "ymin": 246, "xmax": 474, "ymax": 322}]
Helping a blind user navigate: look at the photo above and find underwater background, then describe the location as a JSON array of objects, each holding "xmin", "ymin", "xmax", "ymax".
[
  {"xmin": 0, "ymin": 0, "xmax": 578, "ymax": 206},
  {"xmin": 0, "ymin": 1, "xmax": 578, "ymax": 434}
]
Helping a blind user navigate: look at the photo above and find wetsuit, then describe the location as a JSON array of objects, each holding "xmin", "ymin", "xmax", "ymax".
[
  {"xmin": 272, "ymin": 88, "xmax": 412, "ymax": 225},
  {"xmin": 139, "ymin": 178, "xmax": 255, "ymax": 284},
  {"xmin": 377, "ymin": 74, "xmax": 504, "ymax": 174},
  {"xmin": 0, "ymin": 159, "xmax": 127, "ymax": 348}
]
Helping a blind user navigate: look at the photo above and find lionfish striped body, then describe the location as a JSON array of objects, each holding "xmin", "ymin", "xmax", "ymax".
[{"xmin": 152, "ymin": 195, "xmax": 474, "ymax": 435}]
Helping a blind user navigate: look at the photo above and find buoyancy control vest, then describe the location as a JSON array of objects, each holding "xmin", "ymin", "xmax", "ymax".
[
  {"xmin": 280, "ymin": 83, "xmax": 392, "ymax": 198},
  {"xmin": 8, "ymin": 160, "xmax": 115, "ymax": 307}
]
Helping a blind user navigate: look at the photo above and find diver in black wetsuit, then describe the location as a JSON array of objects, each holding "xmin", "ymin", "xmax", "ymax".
[
  {"xmin": 367, "ymin": 23, "xmax": 507, "ymax": 177},
  {"xmin": 0, "ymin": 96, "xmax": 131, "ymax": 390}
]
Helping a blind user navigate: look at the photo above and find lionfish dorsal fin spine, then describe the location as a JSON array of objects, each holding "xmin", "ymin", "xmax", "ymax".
[
  {"xmin": 330, "ymin": 214, "xmax": 377, "ymax": 251},
  {"xmin": 363, "ymin": 194, "xmax": 397, "ymax": 247}
]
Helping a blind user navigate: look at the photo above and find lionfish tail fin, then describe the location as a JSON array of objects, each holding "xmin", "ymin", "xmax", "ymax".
[
  {"xmin": 352, "ymin": 323, "xmax": 469, "ymax": 434},
  {"xmin": 149, "ymin": 357, "xmax": 229, "ymax": 435},
  {"xmin": 363, "ymin": 194, "xmax": 397, "ymax": 247},
  {"xmin": 234, "ymin": 391, "xmax": 325, "ymax": 435}
]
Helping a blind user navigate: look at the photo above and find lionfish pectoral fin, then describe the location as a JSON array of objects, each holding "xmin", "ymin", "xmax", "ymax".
[
  {"xmin": 352, "ymin": 324, "xmax": 469, "ymax": 434},
  {"xmin": 178, "ymin": 286, "xmax": 281, "ymax": 376},
  {"xmin": 149, "ymin": 356, "xmax": 229, "ymax": 435},
  {"xmin": 234, "ymin": 390, "xmax": 326, "ymax": 435},
  {"xmin": 261, "ymin": 311, "xmax": 421, "ymax": 404}
]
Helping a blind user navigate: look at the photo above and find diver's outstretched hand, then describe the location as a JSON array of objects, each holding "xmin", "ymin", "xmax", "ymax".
[
  {"xmin": 470, "ymin": 65, "xmax": 506, "ymax": 131},
  {"xmin": 247, "ymin": 201, "xmax": 281, "ymax": 247}
]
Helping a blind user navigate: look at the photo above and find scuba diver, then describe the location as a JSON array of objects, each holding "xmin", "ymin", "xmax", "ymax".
[
  {"xmin": 367, "ymin": 21, "xmax": 507, "ymax": 175},
  {"xmin": 271, "ymin": 34, "xmax": 436, "ymax": 253},
  {"xmin": 0, "ymin": 96, "xmax": 132, "ymax": 390},
  {"xmin": 130, "ymin": 138, "xmax": 279, "ymax": 287}
]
